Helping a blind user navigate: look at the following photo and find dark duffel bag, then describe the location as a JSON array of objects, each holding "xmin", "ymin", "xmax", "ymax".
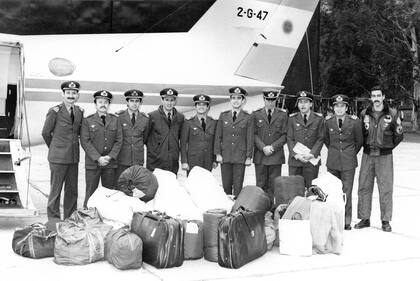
[
  {"xmin": 131, "ymin": 211, "xmax": 184, "ymax": 268},
  {"xmin": 232, "ymin": 185, "xmax": 271, "ymax": 213},
  {"xmin": 12, "ymin": 223, "xmax": 56, "ymax": 259},
  {"xmin": 273, "ymin": 175, "xmax": 305, "ymax": 209},
  {"xmin": 218, "ymin": 208, "xmax": 267, "ymax": 269},
  {"xmin": 117, "ymin": 165, "xmax": 158, "ymax": 202}
]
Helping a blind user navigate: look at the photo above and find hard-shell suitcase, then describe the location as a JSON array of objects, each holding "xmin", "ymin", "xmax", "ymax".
[
  {"xmin": 218, "ymin": 208, "xmax": 267, "ymax": 269},
  {"xmin": 273, "ymin": 175, "xmax": 305, "ymax": 209},
  {"xmin": 231, "ymin": 185, "xmax": 271, "ymax": 213},
  {"xmin": 131, "ymin": 211, "xmax": 184, "ymax": 268}
]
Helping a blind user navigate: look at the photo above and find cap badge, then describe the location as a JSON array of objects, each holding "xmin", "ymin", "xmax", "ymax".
[
  {"xmin": 234, "ymin": 87, "xmax": 241, "ymax": 94},
  {"xmin": 337, "ymin": 96, "xmax": 343, "ymax": 102},
  {"xmin": 69, "ymin": 82, "xmax": 76, "ymax": 88},
  {"xmin": 100, "ymin": 91, "xmax": 108, "ymax": 97},
  {"xmin": 301, "ymin": 92, "xmax": 307, "ymax": 97},
  {"xmin": 199, "ymin": 95, "xmax": 205, "ymax": 101},
  {"xmin": 167, "ymin": 89, "xmax": 173, "ymax": 95},
  {"xmin": 268, "ymin": 92, "xmax": 275, "ymax": 98},
  {"xmin": 132, "ymin": 91, "xmax": 138, "ymax": 96}
]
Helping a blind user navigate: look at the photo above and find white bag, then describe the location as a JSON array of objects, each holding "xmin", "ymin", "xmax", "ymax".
[
  {"xmin": 278, "ymin": 219, "xmax": 312, "ymax": 256},
  {"xmin": 184, "ymin": 166, "xmax": 233, "ymax": 214}
]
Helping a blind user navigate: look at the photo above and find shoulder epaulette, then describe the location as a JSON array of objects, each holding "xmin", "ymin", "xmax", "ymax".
[
  {"xmin": 109, "ymin": 113, "xmax": 117, "ymax": 117},
  {"xmin": 325, "ymin": 115, "xmax": 333, "ymax": 120},
  {"xmin": 140, "ymin": 112, "xmax": 149, "ymax": 118},
  {"xmin": 314, "ymin": 112, "xmax": 323, "ymax": 117},
  {"xmin": 207, "ymin": 115, "xmax": 215, "ymax": 120},
  {"xmin": 289, "ymin": 112, "xmax": 297, "ymax": 117},
  {"xmin": 50, "ymin": 105, "xmax": 60, "ymax": 113},
  {"xmin": 242, "ymin": 110, "xmax": 250, "ymax": 115},
  {"xmin": 350, "ymin": 115, "xmax": 358, "ymax": 120},
  {"xmin": 222, "ymin": 110, "xmax": 230, "ymax": 114},
  {"xmin": 186, "ymin": 115, "xmax": 194, "ymax": 121},
  {"xmin": 279, "ymin": 108, "xmax": 287, "ymax": 113}
]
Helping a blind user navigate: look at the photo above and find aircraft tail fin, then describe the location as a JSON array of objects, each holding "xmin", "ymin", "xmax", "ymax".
[{"xmin": 235, "ymin": 0, "xmax": 320, "ymax": 85}]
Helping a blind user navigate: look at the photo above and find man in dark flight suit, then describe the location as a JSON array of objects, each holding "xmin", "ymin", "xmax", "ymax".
[
  {"xmin": 181, "ymin": 94, "xmax": 217, "ymax": 173},
  {"xmin": 42, "ymin": 81, "xmax": 83, "ymax": 219},
  {"xmin": 287, "ymin": 91, "xmax": 324, "ymax": 187},
  {"xmin": 324, "ymin": 94, "xmax": 363, "ymax": 230},
  {"xmin": 214, "ymin": 87, "xmax": 253, "ymax": 197},
  {"xmin": 81, "ymin": 90, "xmax": 122, "ymax": 206},
  {"xmin": 146, "ymin": 88, "xmax": 184, "ymax": 174},
  {"xmin": 253, "ymin": 89, "xmax": 288, "ymax": 203},
  {"xmin": 115, "ymin": 89, "xmax": 149, "ymax": 183}
]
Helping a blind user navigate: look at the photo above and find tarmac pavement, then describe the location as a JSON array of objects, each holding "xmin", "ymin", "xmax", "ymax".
[{"xmin": 1, "ymin": 138, "xmax": 420, "ymax": 281}]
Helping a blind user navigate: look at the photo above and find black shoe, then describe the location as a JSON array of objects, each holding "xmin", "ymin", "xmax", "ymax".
[
  {"xmin": 354, "ymin": 219, "xmax": 370, "ymax": 229},
  {"xmin": 344, "ymin": 224, "xmax": 352, "ymax": 230},
  {"xmin": 382, "ymin": 221, "xmax": 392, "ymax": 232}
]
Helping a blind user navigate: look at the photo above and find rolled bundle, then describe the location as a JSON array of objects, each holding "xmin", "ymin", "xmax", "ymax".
[{"xmin": 203, "ymin": 209, "xmax": 227, "ymax": 262}]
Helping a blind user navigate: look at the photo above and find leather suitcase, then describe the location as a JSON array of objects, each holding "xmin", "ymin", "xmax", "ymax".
[
  {"xmin": 131, "ymin": 211, "xmax": 184, "ymax": 268},
  {"xmin": 231, "ymin": 185, "xmax": 271, "ymax": 213},
  {"xmin": 273, "ymin": 175, "xmax": 305, "ymax": 209},
  {"xmin": 218, "ymin": 208, "xmax": 267, "ymax": 269}
]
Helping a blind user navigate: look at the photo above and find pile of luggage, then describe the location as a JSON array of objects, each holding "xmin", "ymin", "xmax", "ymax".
[{"xmin": 12, "ymin": 167, "xmax": 345, "ymax": 269}]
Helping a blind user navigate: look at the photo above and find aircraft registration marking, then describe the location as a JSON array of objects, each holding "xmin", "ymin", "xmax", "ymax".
[{"xmin": 236, "ymin": 7, "xmax": 269, "ymax": 21}]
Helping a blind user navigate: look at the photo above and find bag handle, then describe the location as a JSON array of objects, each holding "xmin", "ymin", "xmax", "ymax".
[{"xmin": 238, "ymin": 211, "xmax": 255, "ymax": 238}]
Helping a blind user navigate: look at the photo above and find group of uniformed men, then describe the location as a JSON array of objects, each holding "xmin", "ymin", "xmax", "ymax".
[{"xmin": 42, "ymin": 81, "xmax": 403, "ymax": 233}]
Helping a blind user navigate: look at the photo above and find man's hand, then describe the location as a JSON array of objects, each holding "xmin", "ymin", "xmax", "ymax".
[
  {"xmin": 263, "ymin": 146, "xmax": 272, "ymax": 156},
  {"xmin": 294, "ymin": 154, "xmax": 308, "ymax": 163},
  {"xmin": 216, "ymin": 154, "xmax": 223, "ymax": 163},
  {"xmin": 303, "ymin": 153, "xmax": 314, "ymax": 161},
  {"xmin": 181, "ymin": 163, "xmax": 189, "ymax": 171},
  {"xmin": 245, "ymin": 157, "xmax": 252, "ymax": 166},
  {"xmin": 97, "ymin": 156, "xmax": 109, "ymax": 166}
]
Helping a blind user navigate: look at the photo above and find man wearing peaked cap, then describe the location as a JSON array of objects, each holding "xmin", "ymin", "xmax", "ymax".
[
  {"xmin": 115, "ymin": 89, "xmax": 149, "ymax": 184},
  {"xmin": 147, "ymin": 88, "xmax": 184, "ymax": 174},
  {"xmin": 214, "ymin": 87, "xmax": 253, "ymax": 197},
  {"xmin": 42, "ymin": 80, "xmax": 83, "ymax": 219},
  {"xmin": 252, "ymin": 88, "xmax": 288, "ymax": 205},
  {"xmin": 181, "ymin": 94, "xmax": 217, "ymax": 174},
  {"xmin": 324, "ymin": 94, "xmax": 363, "ymax": 230},
  {"xmin": 81, "ymin": 90, "xmax": 122, "ymax": 207},
  {"xmin": 287, "ymin": 90, "xmax": 324, "ymax": 187}
]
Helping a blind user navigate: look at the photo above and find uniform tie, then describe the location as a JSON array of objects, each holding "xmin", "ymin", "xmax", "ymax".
[
  {"xmin": 201, "ymin": 117, "xmax": 206, "ymax": 131},
  {"xmin": 268, "ymin": 109, "xmax": 272, "ymax": 123},
  {"xmin": 303, "ymin": 114, "xmax": 308, "ymax": 125},
  {"xmin": 70, "ymin": 107, "xmax": 74, "ymax": 124},
  {"xmin": 131, "ymin": 113, "xmax": 136, "ymax": 126},
  {"xmin": 101, "ymin": 115, "xmax": 106, "ymax": 126},
  {"xmin": 338, "ymin": 118, "xmax": 343, "ymax": 129},
  {"xmin": 167, "ymin": 112, "xmax": 172, "ymax": 125},
  {"xmin": 233, "ymin": 111, "xmax": 237, "ymax": 122}
]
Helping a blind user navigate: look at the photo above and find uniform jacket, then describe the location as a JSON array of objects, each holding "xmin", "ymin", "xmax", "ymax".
[
  {"xmin": 253, "ymin": 107, "xmax": 288, "ymax": 165},
  {"xmin": 324, "ymin": 114, "xmax": 363, "ymax": 171},
  {"xmin": 146, "ymin": 105, "xmax": 184, "ymax": 171},
  {"xmin": 287, "ymin": 111, "xmax": 324, "ymax": 167},
  {"xmin": 80, "ymin": 112, "xmax": 123, "ymax": 169},
  {"xmin": 361, "ymin": 103, "xmax": 404, "ymax": 155},
  {"xmin": 117, "ymin": 109, "xmax": 149, "ymax": 166},
  {"xmin": 214, "ymin": 110, "xmax": 253, "ymax": 164},
  {"xmin": 180, "ymin": 115, "xmax": 217, "ymax": 170},
  {"xmin": 41, "ymin": 103, "xmax": 83, "ymax": 164}
]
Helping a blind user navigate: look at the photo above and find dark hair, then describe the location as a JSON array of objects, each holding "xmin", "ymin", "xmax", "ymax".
[{"xmin": 370, "ymin": 85, "xmax": 382, "ymax": 92}]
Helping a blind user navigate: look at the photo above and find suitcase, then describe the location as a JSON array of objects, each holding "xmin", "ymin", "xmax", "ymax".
[
  {"xmin": 182, "ymin": 220, "xmax": 204, "ymax": 260},
  {"xmin": 231, "ymin": 185, "xmax": 271, "ymax": 213},
  {"xmin": 12, "ymin": 223, "xmax": 56, "ymax": 259},
  {"xmin": 273, "ymin": 175, "xmax": 305, "ymax": 209},
  {"xmin": 218, "ymin": 208, "xmax": 267, "ymax": 269},
  {"xmin": 131, "ymin": 211, "xmax": 184, "ymax": 268}
]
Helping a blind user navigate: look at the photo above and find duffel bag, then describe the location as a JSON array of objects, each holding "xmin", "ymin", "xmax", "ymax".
[
  {"xmin": 68, "ymin": 207, "xmax": 102, "ymax": 226},
  {"xmin": 218, "ymin": 208, "xmax": 267, "ymax": 269},
  {"xmin": 54, "ymin": 220, "xmax": 112, "ymax": 265},
  {"xmin": 131, "ymin": 211, "xmax": 184, "ymax": 268},
  {"xmin": 12, "ymin": 223, "xmax": 56, "ymax": 259},
  {"xmin": 273, "ymin": 175, "xmax": 305, "ymax": 209},
  {"xmin": 232, "ymin": 185, "xmax": 271, "ymax": 213},
  {"xmin": 117, "ymin": 165, "xmax": 158, "ymax": 202},
  {"xmin": 105, "ymin": 227, "xmax": 143, "ymax": 270},
  {"xmin": 182, "ymin": 220, "xmax": 204, "ymax": 260}
]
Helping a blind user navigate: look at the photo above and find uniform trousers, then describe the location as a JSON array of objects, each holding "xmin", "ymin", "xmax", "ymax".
[
  {"xmin": 48, "ymin": 163, "xmax": 78, "ymax": 219},
  {"xmin": 84, "ymin": 167, "xmax": 115, "ymax": 207},
  {"xmin": 288, "ymin": 165, "xmax": 319, "ymax": 187},
  {"xmin": 255, "ymin": 164, "xmax": 282, "ymax": 203},
  {"xmin": 221, "ymin": 163, "xmax": 245, "ymax": 197},
  {"xmin": 328, "ymin": 168, "xmax": 356, "ymax": 225},
  {"xmin": 358, "ymin": 153, "xmax": 393, "ymax": 222}
]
